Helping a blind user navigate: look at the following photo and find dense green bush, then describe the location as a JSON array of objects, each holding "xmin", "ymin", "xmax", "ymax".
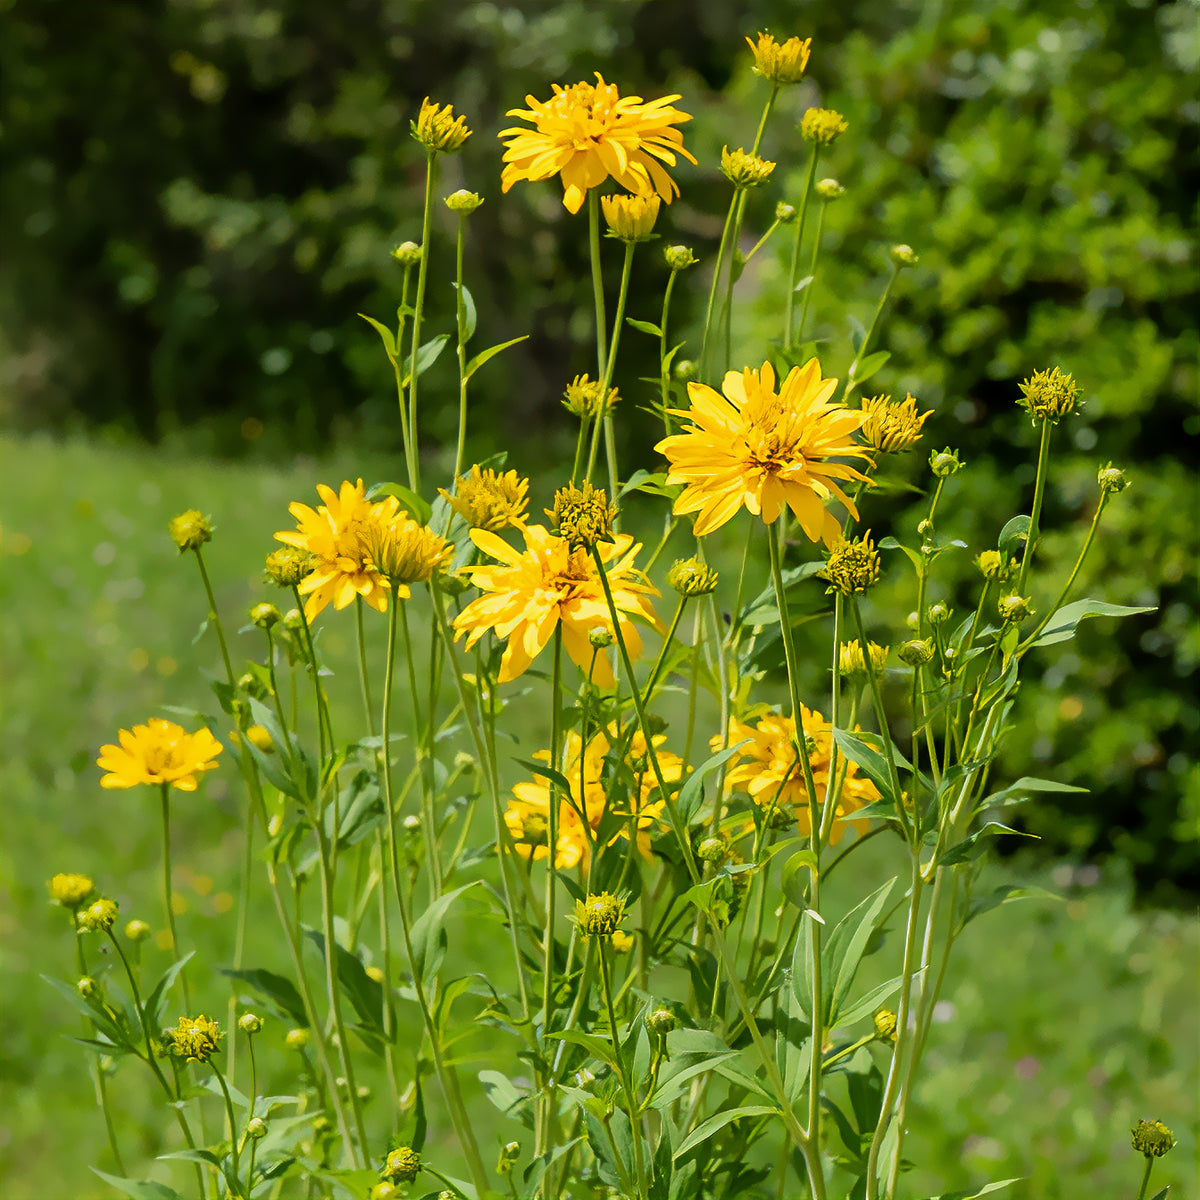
[{"xmin": 2, "ymin": 0, "xmax": 1195, "ymax": 899}]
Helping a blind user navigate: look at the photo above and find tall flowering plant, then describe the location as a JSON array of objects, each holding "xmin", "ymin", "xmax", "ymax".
[{"xmin": 45, "ymin": 33, "xmax": 1167, "ymax": 1200}]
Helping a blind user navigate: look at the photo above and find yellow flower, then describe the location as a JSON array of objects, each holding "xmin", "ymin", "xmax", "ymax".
[
  {"xmin": 383, "ymin": 1147, "xmax": 422, "ymax": 1184},
  {"xmin": 601, "ymin": 193, "xmax": 661, "ymax": 242},
  {"xmin": 506, "ymin": 726, "xmax": 681, "ymax": 869},
  {"xmin": 575, "ymin": 891, "xmax": 627, "ymax": 938},
  {"xmin": 656, "ymin": 359, "xmax": 873, "ymax": 543},
  {"xmin": 563, "ymin": 374, "xmax": 619, "ymax": 420},
  {"xmin": 453, "ymin": 525, "xmax": 660, "ymax": 685},
  {"xmin": 822, "ymin": 531, "xmax": 881, "ymax": 595},
  {"xmin": 440, "ymin": 465, "xmax": 530, "ymax": 531},
  {"xmin": 667, "ymin": 557, "xmax": 719, "ymax": 597},
  {"xmin": 411, "ymin": 97, "xmax": 471, "ymax": 153},
  {"xmin": 163, "ymin": 1014, "xmax": 222, "ymax": 1064},
  {"xmin": 546, "ymin": 481, "xmax": 617, "ymax": 550},
  {"xmin": 360, "ymin": 516, "xmax": 450, "ymax": 587},
  {"xmin": 718, "ymin": 707, "xmax": 877, "ymax": 843},
  {"xmin": 800, "ymin": 108, "xmax": 848, "ymax": 145},
  {"xmin": 167, "ymin": 509, "xmax": 213, "ymax": 552},
  {"xmin": 1017, "ymin": 366, "xmax": 1082, "ymax": 423},
  {"xmin": 861, "ymin": 393, "xmax": 932, "ymax": 453},
  {"xmin": 97, "ymin": 718, "xmax": 223, "ymax": 791},
  {"xmin": 77, "ymin": 897, "xmax": 119, "ymax": 932},
  {"xmin": 720, "ymin": 145, "xmax": 776, "ymax": 189},
  {"xmin": 746, "ymin": 31, "xmax": 812, "ymax": 84},
  {"xmin": 49, "ymin": 873, "xmax": 95, "ymax": 909},
  {"xmin": 499, "ymin": 75, "xmax": 696, "ymax": 214},
  {"xmin": 275, "ymin": 480, "xmax": 405, "ymax": 620},
  {"xmin": 839, "ymin": 640, "xmax": 890, "ymax": 675}
]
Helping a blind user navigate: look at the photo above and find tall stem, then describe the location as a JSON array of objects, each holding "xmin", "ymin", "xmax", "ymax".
[
  {"xmin": 406, "ymin": 152, "xmax": 438, "ymax": 495},
  {"xmin": 452, "ymin": 212, "xmax": 471, "ymax": 482},
  {"xmin": 355, "ymin": 597, "xmax": 376, "ymax": 738},
  {"xmin": 784, "ymin": 144, "xmax": 820, "ymax": 352},
  {"xmin": 1016, "ymin": 416, "xmax": 1054, "ymax": 598},
  {"xmin": 700, "ymin": 194, "xmax": 739, "ymax": 379},
  {"xmin": 399, "ymin": 601, "xmax": 442, "ymax": 897},
  {"xmin": 158, "ymin": 783, "xmax": 191, "ymax": 1012},
  {"xmin": 844, "ymin": 265, "xmax": 899, "ymax": 401},
  {"xmin": 797, "ymin": 197, "xmax": 827, "ymax": 345}
]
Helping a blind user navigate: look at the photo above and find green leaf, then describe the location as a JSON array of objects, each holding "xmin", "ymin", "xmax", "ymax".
[
  {"xmin": 143, "ymin": 952, "xmax": 196, "ymax": 1027},
  {"xmin": 959, "ymin": 884, "xmax": 1059, "ymax": 930},
  {"xmin": 618, "ymin": 469, "xmax": 678, "ymax": 500},
  {"xmin": 928, "ymin": 1179, "xmax": 1022, "ymax": 1200},
  {"xmin": 218, "ymin": 966, "xmax": 308, "ymax": 1027},
  {"xmin": 626, "ymin": 317, "xmax": 664, "ymax": 336},
  {"xmin": 675, "ymin": 743, "xmax": 745, "ymax": 824},
  {"xmin": 479, "ymin": 1069, "xmax": 531, "ymax": 1123},
  {"xmin": 780, "ymin": 848, "xmax": 818, "ymax": 909},
  {"xmin": 997, "ymin": 515, "xmax": 1030, "ymax": 557},
  {"xmin": 302, "ymin": 928, "xmax": 383, "ymax": 1041},
  {"xmin": 673, "ymin": 1106, "xmax": 778, "ymax": 1159},
  {"xmin": 935, "ymin": 822, "xmax": 1038, "ymax": 868},
  {"xmin": 400, "ymin": 333, "xmax": 450, "ymax": 386},
  {"xmin": 464, "ymin": 334, "xmax": 529, "ymax": 381},
  {"xmin": 452, "ymin": 282, "xmax": 477, "ymax": 342},
  {"xmin": 978, "ymin": 775, "xmax": 1088, "ymax": 811},
  {"xmin": 1031, "ymin": 599, "xmax": 1156, "ymax": 647},
  {"xmin": 792, "ymin": 274, "xmax": 814, "ymax": 293},
  {"xmin": 545, "ymin": 1028, "xmax": 621, "ymax": 1069},
  {"xmin": 878, "ymin": 535, "xmax": 922, "ymax": 573},
  {"xmin": 90, "ymin": 1171, "xmax": 185, "ymax": 1200},
  {"xmin": 830, "ymin": 729, "xmax": 900, "ymax": 806},
  {"xmin": 408, "ymin": 882, "xmax": 479, "ymax": 988},
  {"xmin": 357, "ymin": 312, "xmax": 397, "ymax": 359},
  {"xmin": 368, "ymin": 481, "xmax": 433, "ymax": 526},
  {"xmin": 850, "ymin": 349, "xmax": 891, "ymax": 386},
  {"xmin": 836, "ymin": 974, "xmax": 906, "ymax": 1028},
  {"xmin": 157, "ymin": 1148, "xmax": 224, "ymax": 1167},
  {"xmin": 823, "ymin": 878, "xmax": 896, "ymax": 1028}
]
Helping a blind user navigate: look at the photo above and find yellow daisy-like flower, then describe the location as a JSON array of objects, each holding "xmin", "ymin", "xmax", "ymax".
[
  {"xmin": 656, "ymin": 359, "xmax": 874, "ymax": 543},
  {"xmin": 275, "ymin": 479, "xmax": 406, "ymax": 620},
  {"xmin": 361, "ymin": 516, "xmax": 450, "ymax": 587},
  {"xmin": 97, "ymin": 718, "xmax": 223, "ymax": 791},
  {"xmin": 499, "ymin": 74, "xmax": 696, "ymax": 215},
  {"xmin": 163, "ymin": 1014, "xmax": 222, "ymax": 1064},
  {"xmin": 718, "ymin": 706, "xmax": 877, "ymax": 844},
  {"xmin": 439, "ymin": 465, "xmax": 530, "ymax": 531},
  {"xmin": 506, "ymin": 726, "xmax": 682, "ymax": 869},
  {"xmin": 601, "ymin": 192, "xmax": 661, "ymax": 242},
  {"xmin": 861, "ymin": 393, "xmax": 932, "ymax": 453},
  {"xmin": 453, "ymin": 525, "xmax": 660, "ymax": 685},
  {"xmin": 746, "ymin": 31, "xmax": 812, "ymax": 84},
  {"xmin": 49, "ymin": 873, "xmax": 95, "ymax": 909}
]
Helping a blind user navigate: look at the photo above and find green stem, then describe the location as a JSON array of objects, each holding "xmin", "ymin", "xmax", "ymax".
[
  {"xmin": 158, "ymin": 783, "xmax": 191, "ymax": 1012},
  {"xmin": 452, "ymin": 212, "xmax": 471, "ymax": 482},
  {"xmin": 355, "ymin": 597, "xmax": 376, "ymax": 738},
  {"xmin": 588, "ymin": 191, "xmax": 609, "ymax": 377},
  {"xmin": 797, "ymin": 197, "xmax": 827, "ymax": 345},
  {"xmin": 784, "ymin": 144, "xmax": 820, "ymax": 352},
  {"xmin": 192, "ymin": 546, "xmax": 234, "ymax": 685},
  {"xmin": 392, "ymin": 265, "xmax": 416, "ymax": 489},
  {"xmin": 399, "ymin": 601, "xmax": 442, "ymax": 897},
  {"xmin": 700, "ymin": 193, "xmax": 739, "ymax": 379},
  {"xmin": 291, "ymin": 586, "xmax": 332, "ymax": 766},
  {"xmin": 586, "ymin": 240, "xmax": 636, "ymax": 493},
  {"xmin": 1016, "ymin": 417, "xmax": 1053, "ymax": 596},
  {"xmin": 210, "ymin": 1060, "xmax": 243, "ymax": 1197},
  {"xmin": 1135, "ymin": 1155, "xmax": 1155, "ymax": 1200},
  {"xmin": 644, "ymin": 595, "xmax": 687, "ymax": 701},
  {"xmin": 406, "ymin": 152, "xmax": 438, "ymax": 495},
  {"xmin": 598, "ymin": 937, "xmax": 648, "ymax": 1200},
  {"xmin": 844, "ymin": 264, "xmax": 899, "ymax": 401},
  {"xmin": 659, "ymin": 267, "xmax": 681, "ymax": 437}
]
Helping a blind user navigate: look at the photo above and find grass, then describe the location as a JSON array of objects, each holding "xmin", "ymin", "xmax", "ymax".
[{"xmin": 0, "ymin": 431, "xmax": 1195, "ymax": 1200}]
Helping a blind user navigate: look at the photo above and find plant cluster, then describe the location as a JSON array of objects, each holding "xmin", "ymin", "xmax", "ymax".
[{"xmin": 46, "ymin": 31, "xmax": 1172, "ymax": 1200}]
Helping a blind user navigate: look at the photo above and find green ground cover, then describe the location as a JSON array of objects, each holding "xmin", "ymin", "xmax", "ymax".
[{"xmin": 1, "ymin": 433, "xmax": 1195, "ymax": 1199}]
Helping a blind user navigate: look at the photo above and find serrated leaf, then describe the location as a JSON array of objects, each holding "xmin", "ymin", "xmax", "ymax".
[
  {"xmin": 464, "ymin": 334, "xmax": 529, "ymax": 381},
  {"xmin": 357, "ymin": 312, "xmax": 397, "ymax": 359},
  {"xmin": 1031, "ymin": 599, "xmax": 1156, "ymax": 648}
]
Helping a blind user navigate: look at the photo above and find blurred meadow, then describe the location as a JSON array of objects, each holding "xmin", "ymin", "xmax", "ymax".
[{"xmin": 2, "ymin": 0, "xmax": 1198, "ymax": 1197}]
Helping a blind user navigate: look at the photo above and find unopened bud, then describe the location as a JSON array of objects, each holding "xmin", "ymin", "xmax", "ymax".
[
  {"xmin": 588, "ymin": 627, "xmax": 614, "ymax": 649},
  {"xmin": 247, "ymin": 1117, "xmax": 268, "ymax": 1139},
  {"xmin": 238, "ymin": 1013, "xmax": 263, "ymax": 1034},
  {"xmin": 998, "ymin": 593, "xmax": 1032, "ymax": 624},
  {"xmin": 927, "ymin": 603, "xmax": 950, "ymax": 626},
  {"xmin": 664, "ymin": 244, "xmax": 698, "ymax": 270},
  {"xmin": 250, "ymin": 602, "xmax": 282, "ymax": 629},
  {"xmin": 930, "ymin": 447, "xmax": 963, "ymax": 477},
  {"xmin": 774, "ymin": 202, "xmax": 797, "ymax": 224},
  {"xmin": 124, "ymin": 919, "xmax": 151, "ymax": 942},
  {"xmin": 899, "ymin": 639, "xmax": 935, "ymax": 666},
  {"xmin": 391, "ymin": 241, "xmax": 422, "ymax": 267},
  {"xmin": 890, "ymin": 243, "xmax": 918, "ymax": 266},
  {"xmin": 1097, "ymin": 463, "xmax": 1129, "ymax": 495},
  {"xmin": 816, "ymin": 178, "xmax": 845, "ymax": 200},
  {"xmin": 444, "ymin": 189, "xmax": 483, "ymax": 213}
]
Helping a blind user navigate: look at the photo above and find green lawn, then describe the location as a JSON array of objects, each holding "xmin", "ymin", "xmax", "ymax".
[{"xmin": 1, "ymin": 433, "xmax": 1195, "ymax": 1199}]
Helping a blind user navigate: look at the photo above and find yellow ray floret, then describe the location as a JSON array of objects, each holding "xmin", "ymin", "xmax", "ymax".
[
  {"xmin": 499, "ymin": 74, "xmax": 696, "ymax": 214},
  {"xmin": 453, "ymin": 524, "xmax": 660, "ymax": 685},
  {"xmin": 97, "ymin": 718, "xmax": 223, "ymax": 791},
  {"xmin": 656, "ymin": 359, "xmax": 873, "ymax": 543}
]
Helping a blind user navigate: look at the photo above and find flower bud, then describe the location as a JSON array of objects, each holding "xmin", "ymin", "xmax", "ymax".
[
  {"xmin": 444, "ymin": 189, "xmax": 483, "ymax": 213},
  {"xmin": 664, "ymin": 244, "xmax": 698, "ymax": 270},
  {"xmin": 588, "ymin": 627, "xmax": 614, "ymax": 649},
  {"xmin": 285, "ymin": 1027, "xmax": 310, "ymax": 1051},
  {"xmin": 873, "ymin": 1008, "xmax": 898, "ymax": 1042},
  {"xmin": 250, "ymin": 602, "xmax": 282, "ymax": 629},
  {"xmin": 49, "ymin": 873, "xmax": 95, "ymax": 909},
  {"xmin": 927, "ymin": 603, "xmax": 950, "ymax": 626},
  {"xmin": 774, "ymin": 201, "xmax": 797, "ymax": 224},
  {"xmin": 890, "ymin": 243, "xmax": 918, "ymax": 266},
  {"xmin": 547, "ymin": 481, "xmax": 616, "ymax": 550},
  {"xmin": 800, "ymin": 108, "xmax": 848, "ymax": 145},
  {"xmin": 411, "ymin": 97, "xmax": 470, "ymax": 154},
  {"xmin": 816, "ymin": 178, "xmax": 845, "ymax": 200},
  {"xmin": 391, "ymin": 241, "xmax": 422, "ymax": 267},
  {"xmin": 497, "ymin": 1141, "xmax": 521, "ymax": 1174},
  {"xmin": 238, "ymin": 1013, "xmax": 263, "ymax": 1035},
  {"xmin": 929, "ymin": 447, "xmax": 963, "ymax": 477},
  {"xmin": 1131, "ymin": 1119, "xmax": 1175, "ymax": 1158},
  {"xmin": 125, "ymin": 919, "xmax": 151, "ymax": 942},
  {"xmin": 77, "ymin": 976, "xmax": 98, "ymax": 998},
  {"xmin": 674, "ymin": 359, "xmax": 697, "ymax": 381},
  {"xmin": 247, "ymin": 1117, "xmax": 268, "ymax": 1139},
  {"xmin": 721, "ymin": 146, "xmax": 776, "ymax": 189},
  {"xmin": 383, "ymin": 1146, "xmax": 422, "ymax": 1184},
  {"xmin": 1017, "ymin": 366, "xmax": 1081, "ymax": 424},
  {"xmin": 646, "ymin": 1007, "xmax": 677, "ymax": 1035},
  {"xmin": 746, "ymin": 31, "xmax": 811, "ymax": 84},
  {"xmin": 822, "ymin": 532, "xmax": 880, "ymax": 595},
  {"xmin": 668, "ymin": 557, "xmax": 719, "ymax": 597},
  {"xmin": 998, "ymin": 593, "xmax": 1032, "ymax": 624},
  {"xmin": 1097, "ymin": 463, "xmax": 1129, "ymax": 495},
  {"xmin": 76, "ymin": 897, "xmax": 119, "ymax": 932},
  {"xmin": 697, "ymin": 837, "xmax": 728, "ymax": 863},
  {"xmin": 575, "ymin": 891, "xmax": 627, "ymax": 938},
  {"xmin": 975, "ymin": 550, "xmax": 1003, "ymax": 580},
  {"xmin": 282, "ymin": 607, "xmax": 305, "ymax": 631},
  {"xmin": 602, "ymin": 193, "xmax": 661, "ymax": 243},
  {"xmin": 168, "ymin": 510, "xmax": 213, "ymax": 552},
  {"xmin": 245, "ymin": 725, "xmax": 273, "ymax": 753},
  {"xmin": 265, "ymin": 548, "xmax": 315, "ymax": 589},
  {"xmin": 898, "ymin": 639, "xmax": 935, "ymax": 667}
]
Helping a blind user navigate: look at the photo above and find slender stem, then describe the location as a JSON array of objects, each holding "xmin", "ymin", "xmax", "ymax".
[
  {"xmin": 659, "ymin": 267, "xmax": 680, "ymax": 437},
  {"xmin": 784, "ymin": 144, "xmax": 820, "ymax": 352},
  {"xmin": 452, "ymin": 212, "xmax": 471, "ymax": 482},
  {"xmin": 1135, "ymin": 1155, "xmax": 1155, "ymax": 1200},
  {"xmin": 291, "ymin": 586, "xmax": 331, "ymax": 764},
  {"xmin": 210, "ymin": 1060, "xmax": 243, "ymax": 1197},
  {"xmin": 1016, "ymin": 417, "xmax": 1053, "ymax": 596},
  {"xmin": 700, "ymin": 194, "xmax": 739, "ymax": 378},
  {"xmin": 406, "ymin": 151, "xmax": 438, "ymax": 495},
  {"xmin": 192, "ymin": 546, "xmax": 234, "ymax": 684},
  {"xmin": 586, "ymin": 239, "xmax": 635, "ymax": 490},
  {"xmin": 644, "ymin": 596, "xmax": 687, "ymax": 701},
  {"xmin": 158, "ymin": 784, "xmax": 191, "ymax": 1012},
  {"xmin": 393, "ymin": 265, "xmax": 416, "ymax": 489},
  {"xmin": 399, "ymin": 601, "xmax": 442, "ymax": 897},
  {"xmin": 844, "ymin": 264, "xmax": 899, "ymax": 401},
  {"xmin": 588, "ymin": 191, "xmax": 609, "ymax": 377},
  {"xmin": 355, "ymin": 597, "xmax": 376, "ymax": 739},
  {"xmin": 797, "ymin": 198, "xmax": 827, "ymax": 344},
  {"xmin": 598, "ymin": 937, "xmax": 648, "ymax": 1200}
]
